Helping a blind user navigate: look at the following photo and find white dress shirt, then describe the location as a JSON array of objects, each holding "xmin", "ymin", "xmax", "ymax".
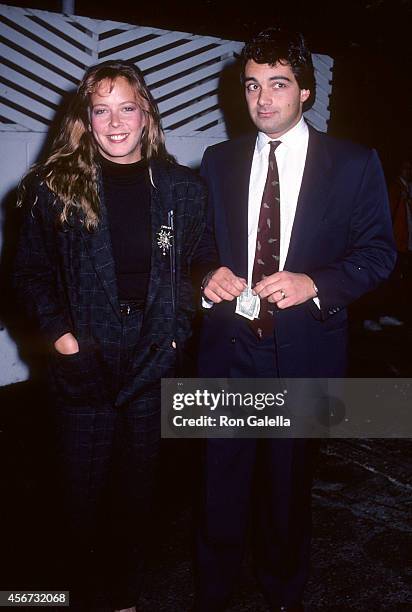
[
  {"xmin": 248, "ymin": 116, "xmax": 309, "ymax": 284},
  {"xmin": 202, "ymin": 116, "xmax": 315, "ymax": 308}
]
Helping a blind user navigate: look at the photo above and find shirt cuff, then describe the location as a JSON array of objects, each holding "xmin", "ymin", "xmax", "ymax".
[
  {"xmin": 201, "ymin": 296, "xmax": 214, "ymax": 309},
  {"xmin": 312, "ymin": 280, "xmax": 320, "ymax": 309}
]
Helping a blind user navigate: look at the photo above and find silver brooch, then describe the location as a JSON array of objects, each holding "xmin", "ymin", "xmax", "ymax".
[{"xmin": 157, "ymin": 225, "xmax": 173, "ymax": 256}]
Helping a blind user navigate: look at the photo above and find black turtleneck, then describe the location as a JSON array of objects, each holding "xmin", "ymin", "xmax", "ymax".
[{"xmin": 100, "ymin": 155, "xmax": 151, "ymax": 302}]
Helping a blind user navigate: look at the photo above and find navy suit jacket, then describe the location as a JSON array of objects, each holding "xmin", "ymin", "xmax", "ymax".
[
  {"xmin": 14, "ymin": 159, "xmax": 206, "ymax": 406},
  {"xmin": 195, "ymin": 125, "xmax": 396, "ymax": 377}
]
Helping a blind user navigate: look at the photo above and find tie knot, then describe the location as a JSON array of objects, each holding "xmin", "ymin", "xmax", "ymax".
[{"xmin": 269, "ymin": 140, "xmax": 281, "ymax": 153}]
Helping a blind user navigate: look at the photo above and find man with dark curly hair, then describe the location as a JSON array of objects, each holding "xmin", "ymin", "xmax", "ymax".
[{"xmin": 194, "ymin": 27, "xmax": 395, "ymax": 611}]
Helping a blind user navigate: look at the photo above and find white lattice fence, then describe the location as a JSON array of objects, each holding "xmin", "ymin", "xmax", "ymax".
[
  {"xmin": 0, "ymin": 4, "xmax": 244, "ymax": 136},
  {"xmin": 0, "ymin": 4, "xmax": 333, "ymax": 137}
]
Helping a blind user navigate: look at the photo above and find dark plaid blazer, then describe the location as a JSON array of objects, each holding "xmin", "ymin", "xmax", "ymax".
[{"xmin": 14, "ymin": 159, "xmax": 206, "ymax": 407}]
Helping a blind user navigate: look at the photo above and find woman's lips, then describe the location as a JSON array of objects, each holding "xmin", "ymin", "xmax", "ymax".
[{"xmin": 107, "ymin": 133, "xmax": 129, "ymax": 142}]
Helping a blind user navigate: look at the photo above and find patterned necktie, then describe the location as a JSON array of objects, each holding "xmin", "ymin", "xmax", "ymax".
[{"xmin": 251, "ymin": 140, "xmax": 281, "ymax": 339}]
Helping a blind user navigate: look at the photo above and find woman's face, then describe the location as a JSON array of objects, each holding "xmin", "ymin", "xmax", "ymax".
[{"xmin": 90, "ymin": 76, "xmax": 146, "ymax": 164}]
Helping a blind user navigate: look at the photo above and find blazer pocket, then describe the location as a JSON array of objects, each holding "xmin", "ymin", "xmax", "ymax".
[
  {"xmin": 54, "ymin": 350, "xmax": 81, "ymax": 363},
  {"xmin": 50, "ymin": 350, "xmax": 102, "ymax": 405}
]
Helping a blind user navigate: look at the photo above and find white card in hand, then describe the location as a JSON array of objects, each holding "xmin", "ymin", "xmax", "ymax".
[{"xmin": 236, "ymin": 287, "xmax": 260, "ymax": 320}]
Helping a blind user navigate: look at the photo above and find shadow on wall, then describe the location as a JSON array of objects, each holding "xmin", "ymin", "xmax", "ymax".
[{"xmin": 217, "ymin": 57, "xmax": 254, "ymax": 139}]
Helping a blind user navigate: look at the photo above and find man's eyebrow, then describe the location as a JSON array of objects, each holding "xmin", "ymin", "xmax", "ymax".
[{"xmin": 244, "ymin": 75, "xmax": 292, "ymax": 83}]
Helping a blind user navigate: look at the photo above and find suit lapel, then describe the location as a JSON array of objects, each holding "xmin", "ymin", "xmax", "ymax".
[
  {"xmin": 80, "ymin": 176, "xmax": 121, "ymax": 320},
  {"xmin": 285, "ymin": 126, "xmax": 334, "ymax": 270},
  {"xmin": 144, "ymin": 160, "xmax": 171, "ymax": 316},
  {"xmin": 226, "ymin": 134, "xmax": 255, "ymax": 279}
]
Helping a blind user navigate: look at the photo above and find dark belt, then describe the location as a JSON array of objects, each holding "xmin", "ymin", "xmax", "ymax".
[{"xmin": 119, "ymin": 300, "xmax": 145, "ymax": 315}]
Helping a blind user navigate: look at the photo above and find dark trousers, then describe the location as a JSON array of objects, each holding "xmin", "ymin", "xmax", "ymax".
[
  {"xmin": 53, "ymin": 309, "xmax": 160, "ymax": 610},
  {"xmin": 195, "ymin": 322, "xmax": 319, "ymax": 611}
]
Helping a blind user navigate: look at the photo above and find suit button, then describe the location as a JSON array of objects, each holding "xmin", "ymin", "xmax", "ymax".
[
  {"xmin": 150, "ymin": 343, "xmax": 159, "ymax": 353},
  {"xmin": 231, "ymin": 337, "xmax": 236, "ymax": 344}
]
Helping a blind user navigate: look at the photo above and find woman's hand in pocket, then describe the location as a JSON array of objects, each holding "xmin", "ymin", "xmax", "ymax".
[{"xmin": 54, "ymin": 332, "xmax": 79, "ymax": 355}]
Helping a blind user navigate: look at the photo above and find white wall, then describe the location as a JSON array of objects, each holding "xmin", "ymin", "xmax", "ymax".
[{"xmin": 0, "ymin": 133, "xmax": 46, "ymax": 386}]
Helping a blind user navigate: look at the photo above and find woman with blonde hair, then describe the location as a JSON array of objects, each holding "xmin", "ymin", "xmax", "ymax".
[{"xmin": 14, "ymin": 60, "xmax": 206, "ymax": 611}]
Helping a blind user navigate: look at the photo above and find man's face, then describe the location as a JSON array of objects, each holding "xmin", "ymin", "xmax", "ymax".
[
  {"xmin": 244, "ymin": 59, "xmax": 310, "ymax": 138},
  {"xmin": 90, "ymin": 76, "xmax": 146, "ymax": 164}
]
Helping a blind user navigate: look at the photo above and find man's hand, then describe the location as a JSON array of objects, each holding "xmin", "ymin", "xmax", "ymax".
[
  {"xmin": 253, "ymin": 271, "xmax": 317, "ymax": 309},
  {"xmin": 54, "ymin": 332, "xmax": 79, "ymax": 355},
  {"xmin": 202, "ymin": 267, "xmax": 247, "ymax": 303}
]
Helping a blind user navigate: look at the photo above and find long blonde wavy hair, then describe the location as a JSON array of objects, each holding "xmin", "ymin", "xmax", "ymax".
[{"xmin": 18, "ymin": 60, "xmax": 172, "ymax": 230}]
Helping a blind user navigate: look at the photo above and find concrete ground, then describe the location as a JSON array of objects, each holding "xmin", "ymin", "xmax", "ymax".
[
  {"xmin": 1, "ymin": 311, "xmax": 411, "ymax": 611},
  {"xmin": 134, "ymin": 439, "xmax": 412, "ymax": 612}
]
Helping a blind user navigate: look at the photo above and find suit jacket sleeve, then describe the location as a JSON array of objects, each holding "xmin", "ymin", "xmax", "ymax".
[
  {"xmin": 308, "ymin": 149, "xmax": 396, "ymax": 320},
  {"xmin": 191, "ymin": 149, "xmax": 220, "ymax": 283},
  {"xmin": 13, "ymin": 178, "xmax": 72, "ymax": 344},
  {"xmin": 175, "ymin": 177, "xmax": 208, "ymax": 344}
]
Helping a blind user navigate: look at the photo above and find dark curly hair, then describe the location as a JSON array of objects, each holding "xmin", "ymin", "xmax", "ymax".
[{"xmin": 242, "ymin": 27, "xmax": 316, "ymax": 101}]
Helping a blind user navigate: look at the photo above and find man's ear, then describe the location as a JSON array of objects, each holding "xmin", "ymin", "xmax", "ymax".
[{"xmin": 300, "ymin": 89, "xmax": 310, "ymax": 103}]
